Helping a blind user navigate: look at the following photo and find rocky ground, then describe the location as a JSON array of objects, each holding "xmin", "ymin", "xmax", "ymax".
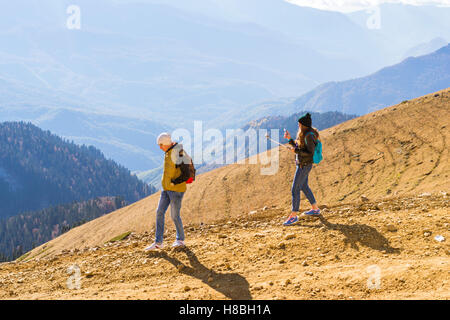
[{"xmin": 0, "ymin": 192, "xmax": 448, "ymax": 300}]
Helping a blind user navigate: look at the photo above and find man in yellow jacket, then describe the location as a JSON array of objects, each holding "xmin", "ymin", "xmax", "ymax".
[{"xmin": 145, "ymin": 133, "xmax": 188, "ymax": 251}]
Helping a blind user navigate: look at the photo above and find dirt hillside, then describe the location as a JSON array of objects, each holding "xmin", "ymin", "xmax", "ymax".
[
  {"xmin": 0, "ymin": 193, "xmax": 448, "ymax": 299},
  {"xmin": 20, "ymin": 89, "xmax": 449, "ymax": 260},
  {"xmin": 0, "ymin": 89, "xmax": 448, "ymax": 300}
]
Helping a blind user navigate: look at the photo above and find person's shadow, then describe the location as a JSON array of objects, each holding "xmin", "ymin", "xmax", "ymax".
[
  {"xmin": 301, "ymin": 215, "xmax": 400, "ymax": 253},
  {"xmin": 148, "ymin": 248, "xmax": 252, "ymax": 300}
]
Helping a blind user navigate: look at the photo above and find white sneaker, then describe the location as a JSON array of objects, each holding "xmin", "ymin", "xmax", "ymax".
[
  {"xmin": 172, "ymin": 240, "xmax": 186, "ymax": 248},
  {"xmin": 144, "ymin": 242, "xmax": 163, "ymax": 251}
]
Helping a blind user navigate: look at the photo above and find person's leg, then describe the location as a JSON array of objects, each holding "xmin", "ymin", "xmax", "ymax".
[
  {"xmin": 155, "ymin": 191, "xmax": 170, "ymax": 244},
  {"xmin": 290, "ymin": 166, "xmax": 302, "ymax": 215},
  {"xmin": 300, "ymin": 166, "xmax": 319, "ymax": 210},
  {"xmin": 284, "ymin": 166, "xmax": 312, "ymax": 226},
  {"xmin": 285, "ymin": 166, "xmax": 311, "ymax": 225},
  {"xmin": 168, "ymin": 191, "xmax": 185, "ymax": 242},
  {"xmin": 290, "ymin": 166, "xmax": 312, "ymax": 216}
]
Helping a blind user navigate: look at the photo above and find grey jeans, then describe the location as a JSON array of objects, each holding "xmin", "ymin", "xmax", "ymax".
[
  {"xmin": 291, "ymin": 164, "xmax": 316, "ymax": 212},
  {"xmin": 155, "ymin": 190, "xmax": 185, "ymax": 244}
]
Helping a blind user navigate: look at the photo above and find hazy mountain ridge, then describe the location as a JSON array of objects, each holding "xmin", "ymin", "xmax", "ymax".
[
  {"xmin": 0, "ymin": 121, "xmax": 156, "ymax": 218},
  {"xmin": 243, "ymin": 110, "xmax": 358, "ymax": 137},
  {"xmin": 135, "ymin": 166, "xmax": 164, "ymax": 190},
  {"xmin": 0, "ymin": 0, "xmax": 360, "ymax": 121},
  {"xmin": 1, "ymin": 1, "xmax": 449, "ymax": 173},
  {"xmin": 137, "ymin": 111, "xmax": 357, "ymax": 189},
  {"xmin": 403, "ymin": 37, "xmax": 448, "ymax": 59},
  {"xmin": 0, "ymin": 105, "xmax": 171, "ymax": 171},
  {"xmin": 0, "ymin": 0, "xmax": 369, "ymax": 172},
  {"xmin": 282, "ymin": 44, "xmax": 450, "ymax": 115},
  {"xmin": 347, "ymin": 3, "xmax": 450, "ymax": 62}
]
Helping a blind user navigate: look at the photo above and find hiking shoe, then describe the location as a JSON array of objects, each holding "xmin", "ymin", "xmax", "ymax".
[
  {"xmin": 144, "ymin": 242, "xmax": 163, "ymax": 251},
  {"xmin": 172, "ymin": 240, "xmax": 186, "ymax": 248},
  {"xmin": 304, "ymin": 209, "xmax": 321, "ymax": 216},
  {"xmin": 283, "ymin": 215, "xmax": 299, "ymax": 226}
]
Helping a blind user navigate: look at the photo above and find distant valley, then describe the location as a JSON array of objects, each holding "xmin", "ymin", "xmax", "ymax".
[
  {"xmin": 0, "ymin": 121, "xmax": 156, "ymax": 261},
  {"xmin": 0, "ymin": 122, "xmax": 155, "ymax": 218},
  {"xmin": 1, "ymin": 1, "xmax": 449, "ymax": 174}
]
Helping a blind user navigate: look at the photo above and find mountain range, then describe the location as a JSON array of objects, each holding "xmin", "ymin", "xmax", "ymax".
[
  {"xmin": 1, "ymin": 1, "xmax": 449, "ymax": 174},
  {"xmin": 0, "ymin": 122, "xmax": 155, "ymax": 219},
  {"xmin": 403, "ymin": 37, "xmax": 448, "ymax": 59},
  {"xmin": 0, "ymin": 107, "xmax": 171, "ymax": 171},
  {"xmin": 138, "ymin": 110, "xmax": 358, "ymax": 189},
  {"xmin": 257, "ymin": 44, "xmax": 450, "ymax": 117}
]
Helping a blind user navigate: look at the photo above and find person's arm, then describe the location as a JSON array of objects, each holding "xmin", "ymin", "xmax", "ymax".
[
  {"xmin": 289, "ymin": 134, "xmax": 316, "ymax": 157},
  {"xmin": 304, "ymin": 133, "xmax": 316, "ymax": 155},
  {"xmin": 288, "ymin": 138, "xmax": 297, "ymax": 147},
  {"xmin": 161, "ymin": 158, "xmax": 172, "ymax": 189},
  {"xmin": 284, "ymin": 130, "xmax": 297, "ymax": 154},
  {"xmin": 288, "ymin": 139, "xmax": 302, "ymax": 154}
]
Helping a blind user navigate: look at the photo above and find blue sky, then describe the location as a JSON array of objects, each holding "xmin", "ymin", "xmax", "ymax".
[
  {"xmin": 110, "ymin": 0, "xmax": 450, "ymax": 13},
  {"xmin": 287, "ymin": 0, "xmax": 450, "ymax": 12}
]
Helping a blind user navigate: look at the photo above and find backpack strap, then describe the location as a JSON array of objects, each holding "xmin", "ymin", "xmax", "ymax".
[{"xmin": 305, "ymin": 131, "xmax": 317, "ymax": 146}]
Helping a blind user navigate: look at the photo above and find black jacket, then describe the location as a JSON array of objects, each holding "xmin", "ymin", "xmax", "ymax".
[{"xmin": 288, "ymin": 131, "xmax": 317, "ymax": 166}]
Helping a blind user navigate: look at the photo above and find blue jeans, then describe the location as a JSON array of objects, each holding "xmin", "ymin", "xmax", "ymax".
[
  {"xmin": 291, "ymin": 164, "xmax": 316, "ymax": 212},
  {"xmin": 155, "ymin": 190, "xmax": 185, "ymax": 244}
]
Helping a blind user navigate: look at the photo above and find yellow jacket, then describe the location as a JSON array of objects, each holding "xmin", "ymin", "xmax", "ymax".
[{"xmin": 161, "ymin": 143, "xmax": 187, "ymax": 192}]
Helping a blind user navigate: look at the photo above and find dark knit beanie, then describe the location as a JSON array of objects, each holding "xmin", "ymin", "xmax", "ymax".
[{"xmin": 298, "ymin": 113, "xmax": 312, "ymax": 127}]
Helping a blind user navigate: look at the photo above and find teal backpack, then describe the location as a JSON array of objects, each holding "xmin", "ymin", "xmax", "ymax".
[{"xmin": 305, "ymin": 132, "xmax": 323, "ymax": 164}]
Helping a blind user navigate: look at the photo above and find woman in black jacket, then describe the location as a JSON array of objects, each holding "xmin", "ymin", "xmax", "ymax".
[{"xmin": 283, "ymin": 113, "xmax": 321, "ymax": 225}]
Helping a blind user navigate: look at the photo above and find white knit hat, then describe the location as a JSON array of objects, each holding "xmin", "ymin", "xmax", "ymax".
[{"xmin": 156, "ymin": 132, "xmax": 172, "ymax": 146}]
